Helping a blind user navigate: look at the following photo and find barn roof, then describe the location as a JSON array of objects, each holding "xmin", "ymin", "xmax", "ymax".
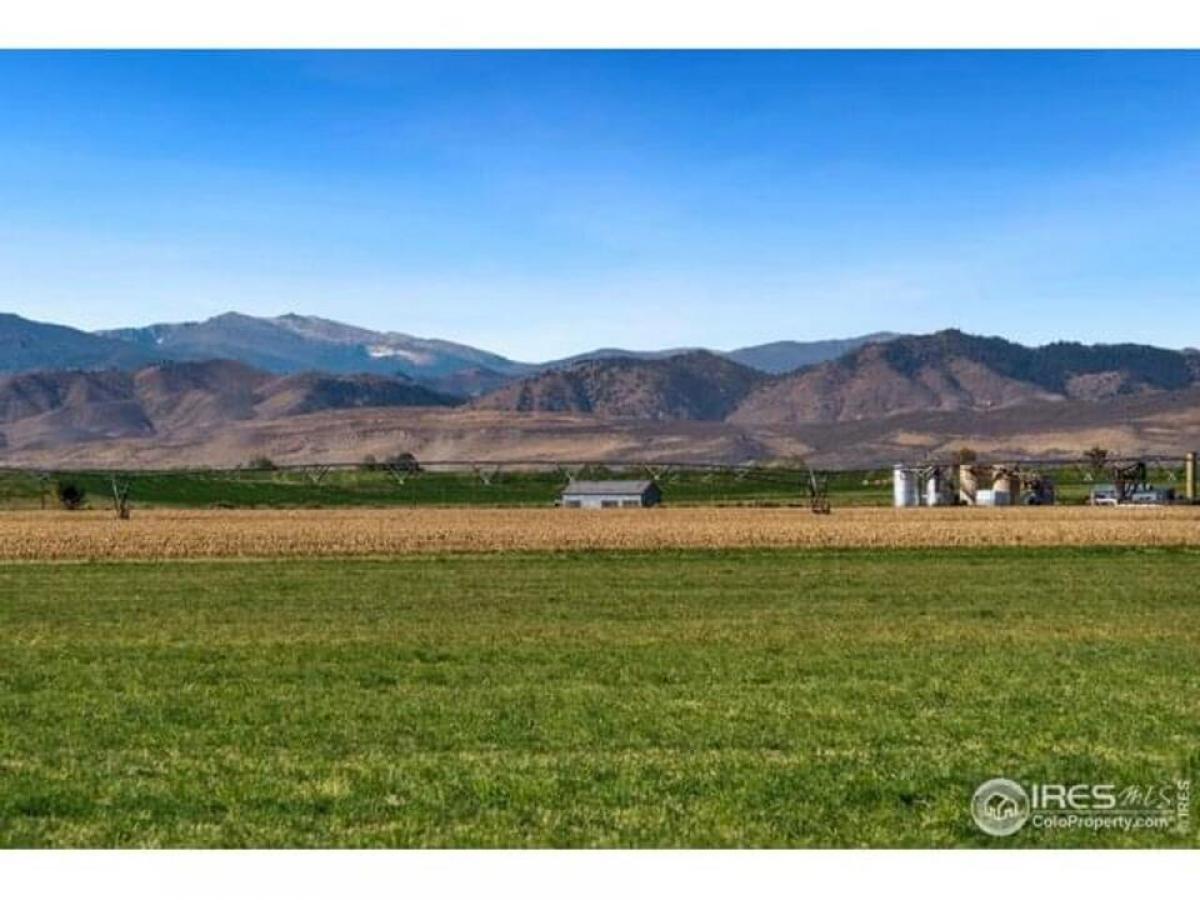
[{"xmin": 561, "ymin": 480, "xmax": 656, "ymax": 495}]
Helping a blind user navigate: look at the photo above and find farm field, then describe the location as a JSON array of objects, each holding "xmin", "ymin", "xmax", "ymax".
[
  {"xmin": 0, "ymin": 547, "xmax": 1196, "ymax": 848},
  {"xmin": 1, "ymin": 506, "xmax": 1200, "ymax": 561},
  {"xmin": 0, "ymin": 467, "xmax": 854, "ymax": 509},
  {"xmin": 2, "ymin": 462, "xmax": 1182, "ymax": 509}
]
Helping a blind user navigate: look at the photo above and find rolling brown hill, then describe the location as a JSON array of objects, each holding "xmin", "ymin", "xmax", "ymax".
[
  {"xmin": 4, "ymin": 389, "xmax": 1200, "ymax": 471},
  {"xmin": 729, "ymin": 330, "xmax": 1200, "ymax": 426},
  {"xmin": 0, "ymin": 360, "xmax": 459, "ymax": 452},
  {"xmin": 0, "ymin": 369, "xmax": 155, "ymax": 450},
  {"xmin": 473, "ymin": 351, "xmax": 767, "ymax": 421}
]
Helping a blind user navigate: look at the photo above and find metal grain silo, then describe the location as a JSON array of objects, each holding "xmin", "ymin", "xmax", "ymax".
[
  {"xmin": 958, "ymin": 465, "xmax": 978, "ymax": 505},
  {"xmin": 893, "ymin": 464, "xmax": 919, "ymax": 507},
  {"xmin": 991, "ymin": 468, "xmax": 1016, "ymax": 507},
  {"xmin": 925, "ymin": 466, "xmax": 951, "ymax": 506}
]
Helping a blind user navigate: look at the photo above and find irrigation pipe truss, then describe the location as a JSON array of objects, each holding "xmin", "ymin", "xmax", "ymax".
[{"xmin": 0, "ymin": 454, "xmax": 1191, "ymax": 480}]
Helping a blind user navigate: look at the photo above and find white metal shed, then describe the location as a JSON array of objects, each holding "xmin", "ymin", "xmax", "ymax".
[{"xmin": 560, "ymin": 480, "xmax": 662, "ymax": 509}]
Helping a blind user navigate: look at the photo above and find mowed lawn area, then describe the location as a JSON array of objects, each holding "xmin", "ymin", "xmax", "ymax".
[{"xmin": 0, "ymin": 548, "xmax": 1196, "ymax": 848}]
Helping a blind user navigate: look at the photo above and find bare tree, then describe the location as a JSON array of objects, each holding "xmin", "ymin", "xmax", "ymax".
[
  {"xmin": 953, "ymin": 446, "xmax": 978, "ymax": 466},
  {"xmin": 384, "ymin": 452, "xmax": 421, "ymax": 485},
  {"xmin": 386, "ymin": 452, "xmax": 421, "ymax": 474},
  {"xmin": 110, "ymin": 475, "xmax": 132, "ymax": 520},
  {"xmin": 1084, "ymin": 446, "xmax": 1110, "ymax": 474}
]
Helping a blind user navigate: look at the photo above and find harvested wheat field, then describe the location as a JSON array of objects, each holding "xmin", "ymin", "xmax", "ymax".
[{"xmin": 2, "ymin": 506, "xmax": 1199, "ymax": 560}]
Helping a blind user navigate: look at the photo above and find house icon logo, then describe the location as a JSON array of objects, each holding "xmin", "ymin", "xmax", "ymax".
[{"xmin": 972, "ymin": 778, "xmax": 1031, "ymax": 836}]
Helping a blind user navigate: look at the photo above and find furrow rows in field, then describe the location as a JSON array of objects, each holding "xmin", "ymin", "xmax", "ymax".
[{"xmin": 1, "ymin": 507, "xmax": 1199, "ymax": 560}]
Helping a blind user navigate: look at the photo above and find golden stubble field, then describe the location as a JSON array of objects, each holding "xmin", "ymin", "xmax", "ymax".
[{"xmin": 1, "ymin": 506, "xmax": 1199, "ymax": 560}]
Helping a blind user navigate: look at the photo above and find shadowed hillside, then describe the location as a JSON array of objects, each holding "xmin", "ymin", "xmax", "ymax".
[
  {"xmin": 0, "ymin": 313, "xmax": 158, "ymax": 374},
  {"xmin": 730, "ymin": 330, "xmax": 1200, "ymax": 426},
  {"xmin": 474, "ymin": 351, "xmax": 768, "ymax": 421},
  {"xmin": 0, "ymin": 360, "xmax": 459, "ymax": 450}
]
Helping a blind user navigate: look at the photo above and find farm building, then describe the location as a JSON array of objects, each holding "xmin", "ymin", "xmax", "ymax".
[{"xmin": 560, "ymin": 480, "xmax": 662, "ymax": 509}]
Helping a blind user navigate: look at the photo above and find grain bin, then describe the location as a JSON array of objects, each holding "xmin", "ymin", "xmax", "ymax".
[
  {"xmin": 990, "ymin": 468, "xmax": 1017, "ymax": 506},
  {"xmin": 991, "ymin": 468, "xmax": 1015, "ymax": 494},
  {"xmin": 958, "ymin": 465, "xmax": 978, "ymax": 505},
  {"xmin": 893, "ymin": 465, "xmax": 919, "ymax": 507},
  {"xmin": 925, "ymin": 467, "xmax": 951, "ymax": 506}
]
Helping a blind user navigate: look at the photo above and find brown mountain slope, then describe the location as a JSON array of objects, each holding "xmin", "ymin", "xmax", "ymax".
[
  {"xmin": 255, "ymin": 372, "xmax": 460, "ymax": 418},
  {"xmin": 0, "ymin": 360, "xmax": 459, "ymax": 452},
  {"xmin": 730, "ymin": 343, "xmax": 1061, "ymax": 425},
  {"xmin": 0, "ymin": 369, "xmax": 138, "ymax": 424},
  {"xmin": 0, "ymin": 370, "xmax": 153, "ymax": 449},
  {"xmin": 418, "ymin": 365, "xmax": 514, "ymax": 398},
  {"xmin": 731, "ymin": 330, "xmax": 1198, "ymax": 426},
  {"xmin": 473, "ymin": 351, "xmax": 767, "ymax": 421},
  {"xmin": 4, "ymin": 388, "xmax": 1200, "ymax": 470},
  {"xmin": 133, "ymin": 359, "xmax": 271, "ymax": 433}
]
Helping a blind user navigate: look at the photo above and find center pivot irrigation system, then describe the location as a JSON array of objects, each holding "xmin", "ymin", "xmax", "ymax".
[
  {"xmin": 4, "ymin": 451, "xmax": 1196, "ymax": 517},
  {"xmin": 5, "ymin": 457, "xmax": 838, "ymax": 514}
]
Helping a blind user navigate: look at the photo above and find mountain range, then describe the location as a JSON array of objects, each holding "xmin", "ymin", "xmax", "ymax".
[
  {"xmin": 98, "ymin": 313, "xmax": 532, "ymax": 385},
  {"xmin": 0, "ymin": 312, "xmax": 161, "ymax": 373},
  {"xmin": 475, "ymin": 330, "xmax": 1200, "ymax": 424},
  {"xmin": 1, "ymin": 310, "xmax": 1198, "ymax": 468},
  {"xmin": 1, "ymin": 311, "xmax": 896, "ymax": 393}
]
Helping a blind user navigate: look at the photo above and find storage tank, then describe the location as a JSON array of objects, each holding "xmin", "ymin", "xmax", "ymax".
[
  {"xmin": 992, "ymin": 469, "xmax": 1016, "ymax": 507},
  {"xmin": 958, "ymin": 465, "xmax": 978, "ymax": 505},
  {"xmin": 925, "ymin": 467, "xmax": 950, "ymax": 506},
  {"xmin": 893, "ymin": 465, "xmax": 919, "ymax": 507}
]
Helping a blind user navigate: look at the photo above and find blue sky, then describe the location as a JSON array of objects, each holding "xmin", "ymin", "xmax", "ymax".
[{"xmin": 1, "ymin": 51, "xmax": 1199, "ymax": 359}]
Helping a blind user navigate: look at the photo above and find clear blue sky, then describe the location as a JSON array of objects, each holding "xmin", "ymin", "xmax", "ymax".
[{"xmin": 2, "ymin": 51, "xmax": 1199, "ymax": 359}]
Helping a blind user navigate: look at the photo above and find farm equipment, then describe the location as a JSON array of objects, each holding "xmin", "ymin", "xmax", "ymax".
[
  {"xmin": 1089, "ymin": 460, "xmax": 1175, "ymax": 506},
  {"xmin": 1111, "ymin": 461, "xmax": 1147, "ymax": 505},
  {"xmin": 1014, "ymin": 468, "xmax": 1056, "ymax": 506}
]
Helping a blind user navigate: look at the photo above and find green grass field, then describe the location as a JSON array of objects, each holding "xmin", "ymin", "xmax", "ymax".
[
  {"xmin": 2, "ymin": 463, "xmax": 1184, "ymax": 510},
  {"xmin": 0, "ymin": 467, "xmax": 831, "ymax": 509},
  {"xmin": 1, "ymin": 547, "xmax": 1195, "ymax": 847}
]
